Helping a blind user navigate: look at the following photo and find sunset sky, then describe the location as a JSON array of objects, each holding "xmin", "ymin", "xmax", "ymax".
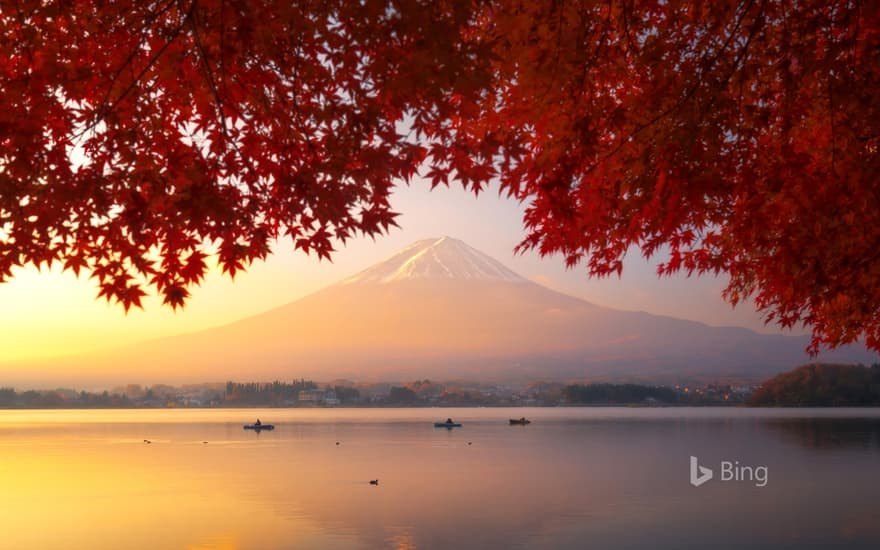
[{"xmin": 0, "ymin": 179, "xmax": 791, "ymax": 364}]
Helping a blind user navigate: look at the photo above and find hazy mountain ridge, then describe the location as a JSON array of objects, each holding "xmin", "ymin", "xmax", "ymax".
[{"xmin": 11, "ymin": 237, "xmax": 876, "ymax": 386}]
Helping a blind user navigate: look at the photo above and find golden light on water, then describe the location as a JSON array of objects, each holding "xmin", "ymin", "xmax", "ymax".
[
  {"xmin": 0, "ymin": 409, "xmax": 619, "ymax": 549},
  {"xmin": 2, "ymin": 409, "xmax": 880, "ymax": 549},
  {"xmin": 0, "ymin": 440, "xmax": 324, "ymax": 550}
]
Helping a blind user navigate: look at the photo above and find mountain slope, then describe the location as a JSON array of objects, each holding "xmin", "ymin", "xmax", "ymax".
[
  {"xmin": 21, "ymin": 237, "xmax": 878, "ymax": 385},
  {"xmin": 340, "ymin": 236, "xmax": 526, "ymax": 284}
]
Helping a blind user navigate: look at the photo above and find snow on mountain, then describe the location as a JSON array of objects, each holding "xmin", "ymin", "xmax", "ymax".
[{"xmin": 341, "ymin": 236, "xmax": 526, "ymax": 285}]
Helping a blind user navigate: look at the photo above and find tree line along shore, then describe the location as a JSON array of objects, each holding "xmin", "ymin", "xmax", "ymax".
[{"xmin": 2, "ymin": 364, "xmax": 879, "ymax": 409}]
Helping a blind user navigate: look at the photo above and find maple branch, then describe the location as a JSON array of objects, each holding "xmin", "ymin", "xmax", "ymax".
[
  {"xmin": 186, "ymin": 0, "xmax": 263, "ymax": 198},
  {"xmin": 827, "ymin": 4, "xmax": 840, "ymax": 174},
  {"xmin": 12, "ymin": 1, "xmax": 36, "ymax": 68},
  {"xmin": 74, "ymin": 0, "xmax": 192, "ymax": 140},
  {"xmin": 581, "ymin": 0, "xmax": 758, "ymax": 177},
  {"xmin": 698, "ymin": 0, "xmax": 765, "ymax": 133},
  {"xmin": 187, "ymin": 3, "xmax": 231, "ymax": 139},
  {"xmin": 724, "ymin": 2, "xmax": 764, "ymax": 86},
  {"xmin": 87, "ymin": 0, "xmax": 178, "ymax": 122},
  {"xmin": 284, "ymin": 35, "xmax": 321, "ymax": 160},
  {"xmin": 219, "ymin": 0, "xmax": 228, "ymax": 103},
  {"xmin": 620, "ymin": 0, "xmax": 641, "ymax": 55}
]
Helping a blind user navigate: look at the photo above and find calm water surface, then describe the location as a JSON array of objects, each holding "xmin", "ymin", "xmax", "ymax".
[{"xmin": 1, "ymin": 407, "xmax": 879, "ymax": 549}]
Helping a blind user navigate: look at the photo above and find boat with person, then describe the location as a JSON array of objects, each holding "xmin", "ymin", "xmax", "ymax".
[
  {"xmin": 509, "ymin": 417, "xmax": 531, "ymax": 425},
  {"xmin": 434, "ymin": 418, "xmax": 462, "ymax": 428},
  {"xmin": 243, "ymin": 424, "xmax": 274, "ymax": 430},
  {"xmin": 243, "ymin": 419, "xmax": 274, "ymax": 430}
]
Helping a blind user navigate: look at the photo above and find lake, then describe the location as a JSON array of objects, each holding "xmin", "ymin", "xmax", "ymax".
[{"xmin": 1, "ymin": 407, "xmax": 879, "ymax": 549}]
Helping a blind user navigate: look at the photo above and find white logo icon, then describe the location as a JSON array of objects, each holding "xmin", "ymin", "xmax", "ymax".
[{"xmin": 690, "ymin": 455, "xmax": 713, "ymax": 487}]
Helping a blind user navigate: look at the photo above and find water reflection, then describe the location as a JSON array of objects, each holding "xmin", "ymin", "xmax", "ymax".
[
  {"xmin": 760, "ymin": 417, "xmax": 880, "ymax": 450},
  {"xmin": 1, "ymin": 408, "xmax": 879, "ymax": 549}
]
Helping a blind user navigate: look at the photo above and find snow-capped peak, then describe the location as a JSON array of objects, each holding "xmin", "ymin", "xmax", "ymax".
[{"xmin": 341, "ymin": 237, "xmax": 527, "ymax": 285}]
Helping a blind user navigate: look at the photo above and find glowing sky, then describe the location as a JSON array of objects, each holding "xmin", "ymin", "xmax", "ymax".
[{"xmin": 0, "ymin": 180, "xmax": 793, "ymax": 363}]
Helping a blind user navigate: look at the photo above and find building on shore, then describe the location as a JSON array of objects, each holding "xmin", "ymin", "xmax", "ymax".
[{"xmin": 298, "ymin": 389, "xmax": 340, "ymax": 406}]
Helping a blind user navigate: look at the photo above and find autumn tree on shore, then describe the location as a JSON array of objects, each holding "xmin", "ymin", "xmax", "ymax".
[
  {"xmin": 1, "ymin": 1, "xmax": 878, "ymax": 352},
  {"xmin": 749, "ymin": 363, "xmax": 880, "ymax": 406}
]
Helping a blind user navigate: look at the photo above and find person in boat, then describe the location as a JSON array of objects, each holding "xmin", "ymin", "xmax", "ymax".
[
  {"xmin": 255, "ymin": 419, "xmax": 262, "ymax": 426},
  {"xmin": 446, "ymin": 418, "xmax": 453, "ymax": 424}
]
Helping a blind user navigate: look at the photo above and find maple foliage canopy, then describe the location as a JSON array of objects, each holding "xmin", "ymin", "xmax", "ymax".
[{"xmin": 1, "ymin": 0, "xmax": 878, "ymax": 353}]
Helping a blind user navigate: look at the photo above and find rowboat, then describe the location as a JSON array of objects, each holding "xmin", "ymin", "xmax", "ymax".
[
  {"xmin": 243, "ymin": 424, "xmax": 274, "ymax": 430},
  {"xmin": 509, "ymin": 418, "xmax": 531, "ymax": 425},
  {"xmin": 434, "ymin": 422, "xmax": 462, "ymax": 428}
]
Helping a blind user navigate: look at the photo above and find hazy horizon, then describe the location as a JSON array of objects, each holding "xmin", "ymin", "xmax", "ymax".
[{"xmin": 3, "ymin": 237, "xmax": 874, "ymax": 390}]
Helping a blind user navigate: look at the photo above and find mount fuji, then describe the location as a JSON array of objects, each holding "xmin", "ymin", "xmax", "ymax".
[
  {"xmin": 26, "ymin": 237, "xmax": 878, "ymax": 385},
  {"xmin": 340, "ymin": 236, "xmax": 526, "ymax": 284}
]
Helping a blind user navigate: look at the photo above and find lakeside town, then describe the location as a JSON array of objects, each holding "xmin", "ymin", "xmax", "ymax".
[
  {"xmin": 3, "ymin": 363, "xmax": 879, "ymax": 409},
  {"xmin": 0, "ymin": 378, "xmax": 755, "ymax": 409}
]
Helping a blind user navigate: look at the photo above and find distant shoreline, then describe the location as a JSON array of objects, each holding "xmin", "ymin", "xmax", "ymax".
[
  {"xmin": 5, "ymin": 364, "xmax": 878, "ymax": 409},
  {"xmin": 2, "ymin": 403, "xmax": 879, "ymax": 411}
]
